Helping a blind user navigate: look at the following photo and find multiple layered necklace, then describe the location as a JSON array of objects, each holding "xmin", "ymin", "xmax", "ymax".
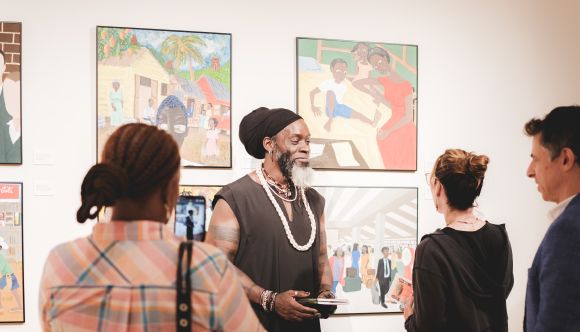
[
  {"xmin": 262, "ymin": 167, "xmax": 297, "ymax": 201},
  {"xmin": 256, "ymin": 165, "xmax": 316, "ymax": 251}
]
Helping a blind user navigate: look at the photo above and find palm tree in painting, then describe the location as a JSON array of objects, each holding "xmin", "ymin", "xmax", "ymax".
[{"xmin": 161, "ymin": 34, "xmax": 206, "ymax": 82}]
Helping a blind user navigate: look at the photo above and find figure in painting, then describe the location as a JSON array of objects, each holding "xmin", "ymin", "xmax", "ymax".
[
  {"xmin": 353, "ymin": 47, "xmax": 416, "ymax": 170},
  {"xmin": 142, "ymin": 98, "xmax": 156, "ymax": 125},
  {"xmin": 0, "ymin": 237, "xmax": 22, "ymax": 313},
  {"xmin": 156, "ymin": 95, "xmax": 188, "ymax": 149},
  {"xmin": 0, "ymin": 50, "xmax": 21, "ymax": 164},
  {"xmin": 108, "ymin": 81, "xmax": 124, "ymax": 126},
  {"xmin": 350, "ymin": 42, "xmax": 373, "ymax": 82},
  {"xmin": 351, "ymin": 243, "xmax": 361, "ymax": 277},
  {"xmin": 360, "ymin": 245, "xmax": 373, "ymax": 287},
  {"xmin": 204, "ymin": 117, "xmax": 220, "ymax": 162},
  {"xmin": 376, "ymin": 247, "xmax": 392, "ymax": 309},
  {"xmin": 329, "ymin": 247, "xmax": 345, "ymax": 294},
  {"xmin": 310, "ymin": 58, "xmax": 380, "ymax": 132}
]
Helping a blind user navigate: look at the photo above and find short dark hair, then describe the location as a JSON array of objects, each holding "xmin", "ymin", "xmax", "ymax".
[
  {"xmin": 330, "ymin": 58, "xmax": 347, "ymax": 70},
  {"xmin": 381, "ymin": 247, "xmax": 389, "ymax": 253},
  {"xmin": 525, "ymin": 106, "xmax": 580, "ymax": 166}
]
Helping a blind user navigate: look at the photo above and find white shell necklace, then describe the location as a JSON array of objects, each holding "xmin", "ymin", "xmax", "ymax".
[{"xmin": 256, "ymin": 165, "xmax": 317, "ymax": 251}]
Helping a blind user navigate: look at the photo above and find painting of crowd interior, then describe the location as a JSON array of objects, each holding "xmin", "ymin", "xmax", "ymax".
[
  {"xmin": 314, "ymin": 186, "xmax": 417, "ymax": 314},
  {"xmin": 0, "ymin": 183, "xmax": 24, "ymax": 322},
  {"xmin": 298, "ymin": 38, "xmax": 417, "ymax": 171},
  {"xmin": 97, "ymin": 27, "xmax": 231, "ymax": 167},
  {"xmin": 171, "ymin": 185, "xmax": 221, "ymax": 237}
]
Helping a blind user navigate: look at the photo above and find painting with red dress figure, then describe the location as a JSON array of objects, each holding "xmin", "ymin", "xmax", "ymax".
[
  {"xmin": 297, "ymin": 37, "xmax": 417, "ymax": 171},
  {"xmin": 0, "ymin": 183, "xmax": 24, "ymax": 322}
]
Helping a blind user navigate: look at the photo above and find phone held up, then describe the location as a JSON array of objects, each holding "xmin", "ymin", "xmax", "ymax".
[{"xmin": 175, "ymin": 195, "xmax": 206, "ymax": 241}]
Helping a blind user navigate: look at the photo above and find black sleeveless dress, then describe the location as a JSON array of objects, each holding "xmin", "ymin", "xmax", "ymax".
[{"xmin": 213, "ymin": 175, "xmax": 325, "ymax": 332}]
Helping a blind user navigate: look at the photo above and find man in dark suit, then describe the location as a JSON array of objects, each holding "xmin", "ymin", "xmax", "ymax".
[
  {"xmin": 376, "ymin": 247, "xmax": 391, "ymax": 308},
  {"xmin": 524, "ymin": 106, "xmax": 580, "ymax": 331}
]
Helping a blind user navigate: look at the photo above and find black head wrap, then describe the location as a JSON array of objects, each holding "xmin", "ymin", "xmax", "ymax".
[{"xmin": 239, "ymin": 107, "xmax": 303, "ymax": 159}]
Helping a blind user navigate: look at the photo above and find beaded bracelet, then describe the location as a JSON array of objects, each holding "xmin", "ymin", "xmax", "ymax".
[
  {"xmin": 268, "ymin": 292, "xmax": 278, "ymax": 312},
  {"xmin": 261, "ymin": 290, "xmax": 272, "ymax": 311},
  {"xmin": 260, "ymin": 290, "xmax": 278, "ymax": 312}
]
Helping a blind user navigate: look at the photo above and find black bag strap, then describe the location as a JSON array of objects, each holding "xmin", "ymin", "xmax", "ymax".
[{"xmin": 176, "ymin": 241, "xmax": 193, "ymax": 331}]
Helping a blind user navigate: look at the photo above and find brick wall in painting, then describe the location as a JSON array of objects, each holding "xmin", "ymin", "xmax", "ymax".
[{"xmin": 0, "ymin": 22, "xmax": 21, "ymax": 81}]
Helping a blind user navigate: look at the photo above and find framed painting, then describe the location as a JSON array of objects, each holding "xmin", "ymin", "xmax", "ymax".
[
  {"xmin": 297, "ymin": 37, "xmax": 417, "ymax": 171},
  {"xmin": 171, "ymin": 185, "xmax": 222, "ymax": 238},
  {"xmin": 97, "ymin": 26, "xmax": 232, "ymax": 168},
  {"xmin": 314, "ymin": 185, "xmax": 417, "ymax": 314},
  {"xmin": 0, "ymin": 182, "xmax": 24, "ymax": 322},
  {"xmin": 0, "ymin": 22, "xmax": 22, "ymax": 165}
]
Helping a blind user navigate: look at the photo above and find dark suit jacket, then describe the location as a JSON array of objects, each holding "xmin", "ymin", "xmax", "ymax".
[
  {"xmin": 525, "ymin": 194, "xmax": 580, "ymax": 331},
  {"xmin": 376, "ymin": 258, "xmax": 392, "ymax": 282}
]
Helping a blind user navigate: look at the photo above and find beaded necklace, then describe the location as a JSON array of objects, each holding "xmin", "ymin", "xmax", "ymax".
[
  {"xmin": 256, "ymin": 166, "xmax": 316, "ymax": 251},
  {"xmin": 262, "ymin": 167, "xmax": 297, "ymax": 202}
]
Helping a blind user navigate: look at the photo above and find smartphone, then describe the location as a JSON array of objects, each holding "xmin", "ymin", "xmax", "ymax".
[{"xmin": 175, "ymin": 195, "xmax": 206, "ymax": 241}]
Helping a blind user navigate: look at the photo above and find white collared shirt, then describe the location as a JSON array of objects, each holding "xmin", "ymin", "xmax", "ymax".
[
  {"xmin": 548, "ymin": 194, "xmax": 578, "ymax": 222},
  {"xmin": 383, "ymin": 258, "xmax": 390, "ymax": 278}
]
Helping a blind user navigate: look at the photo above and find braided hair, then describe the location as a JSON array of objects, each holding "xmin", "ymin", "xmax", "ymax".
[{"xmin": 77, "ymin": 123, "xmax": 180, "ymax": 223}]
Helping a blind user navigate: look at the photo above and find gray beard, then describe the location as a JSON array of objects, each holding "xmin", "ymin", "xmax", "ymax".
[
  {"xmin": 291, "ymin": 163, "xmax": 314, "ymax": 189},
  {"xmin": 275, "ymin": 150, "xmax": 314, "ymax": 189}
]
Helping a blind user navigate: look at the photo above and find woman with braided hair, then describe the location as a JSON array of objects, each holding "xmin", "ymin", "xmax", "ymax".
[{"xmin": 39, "ymin": 123, "xmax": 263, "ymax": 331}]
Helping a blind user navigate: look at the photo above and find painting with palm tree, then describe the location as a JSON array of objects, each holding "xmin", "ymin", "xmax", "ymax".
[{"xmin": 97, "ymin": 26, "xmax": 232, "ymax": 168}]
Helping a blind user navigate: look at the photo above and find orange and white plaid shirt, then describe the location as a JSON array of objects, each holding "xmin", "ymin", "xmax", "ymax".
[{"xmin": 39, "ymin": 221, "xmax": 264, "ymax": 332}]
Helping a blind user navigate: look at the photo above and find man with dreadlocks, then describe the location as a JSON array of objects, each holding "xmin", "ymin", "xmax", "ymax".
[{"xmin": 205, "ymin": 107, "xmax": 335, "ymax": 332}]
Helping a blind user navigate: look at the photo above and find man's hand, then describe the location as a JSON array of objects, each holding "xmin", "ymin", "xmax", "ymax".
[
  {"xmin": 274, "ymin": 290, "xmax": 319, "ymax": 322},
  {"xmin": 317, "ymin": 290, "xmax": 337, "ymax": 318},
  {"xmin": 317, "ymin": 290, "xmax": 334, "ymax": 299}
]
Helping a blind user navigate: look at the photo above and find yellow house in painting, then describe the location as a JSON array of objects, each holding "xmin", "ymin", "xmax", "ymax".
[{"xmin": 98, "ymin": 47, "xmax": 171, "ymax": 122}]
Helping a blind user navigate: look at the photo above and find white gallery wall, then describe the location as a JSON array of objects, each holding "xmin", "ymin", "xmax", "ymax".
[{"xmin": 1, "ymin": 0, "xmax": 579, "ymax": 330}]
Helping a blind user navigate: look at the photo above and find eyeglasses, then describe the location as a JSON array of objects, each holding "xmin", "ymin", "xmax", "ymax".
[{"xmin": 425, "ymin": 172, "xmax": 432, "ymax": 185}]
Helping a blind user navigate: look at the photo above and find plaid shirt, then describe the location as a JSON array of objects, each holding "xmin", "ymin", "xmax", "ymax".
[{"xmin": 39, "ymin": 221, "xmax": 263, "ymax": 332}]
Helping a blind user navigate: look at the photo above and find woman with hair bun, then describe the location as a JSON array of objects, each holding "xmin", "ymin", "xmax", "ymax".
[
  {"xmin": 404, "ymin": 149, "xmax": 514, "ymax": 332},
  {"xmin": 39, "ymin": 123, "xmax": 263, "ymax": 331}
]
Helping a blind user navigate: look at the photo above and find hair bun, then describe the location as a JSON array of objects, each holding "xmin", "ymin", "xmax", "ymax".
[
  {"xmin": 465, "ymin": 154, "xmax": 489, "ymax": 179},
  {"xmin": 76, "ymin": 163, "xmax": 129, "ymax": 223}
]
